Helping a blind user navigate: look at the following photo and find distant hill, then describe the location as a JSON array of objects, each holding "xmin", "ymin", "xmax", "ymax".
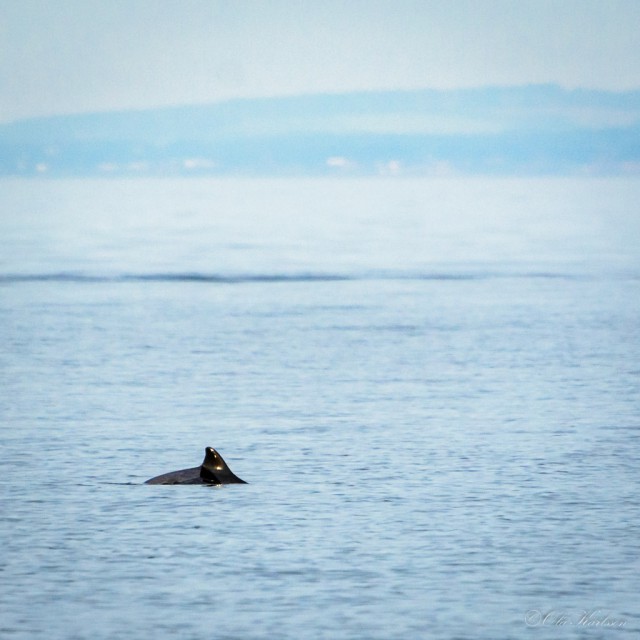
[{"xmin": 1, "ymin": 85, "xmax": 639, "ymax": 176}]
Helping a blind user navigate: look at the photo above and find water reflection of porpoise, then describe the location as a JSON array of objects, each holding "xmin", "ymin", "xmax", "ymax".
[{"xmin": 145, "ymin": 447, "xmax": 247, "ymax": 485}]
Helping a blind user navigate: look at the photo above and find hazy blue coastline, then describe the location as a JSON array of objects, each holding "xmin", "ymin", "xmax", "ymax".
[{"xmin": 2, "ymin": 85, "xmax": 640, "ymax": 177}]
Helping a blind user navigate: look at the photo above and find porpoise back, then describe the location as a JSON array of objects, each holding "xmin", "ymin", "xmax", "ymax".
[{"xmin": 145, "ymin": 447, "xmax": 247, "ymax": 485}]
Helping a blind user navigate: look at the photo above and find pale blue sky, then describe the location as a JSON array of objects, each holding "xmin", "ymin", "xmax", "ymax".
[{"xmin": 1, "ymin": 0, "xmax": 639, "ymax": 123}]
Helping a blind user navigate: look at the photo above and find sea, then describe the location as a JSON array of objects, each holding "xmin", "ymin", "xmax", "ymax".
[{"xmin": 1, "ymin": 176, "xmax": 639, "ymax": 640}]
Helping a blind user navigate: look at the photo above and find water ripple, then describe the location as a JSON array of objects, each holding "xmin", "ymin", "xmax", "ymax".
[{"xmin": 0, "ymin": 270, "xmax": 589, "ymax": 285}]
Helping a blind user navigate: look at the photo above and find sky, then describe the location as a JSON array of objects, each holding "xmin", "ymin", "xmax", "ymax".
[{"xmin": 1, "ymin": 0, "xmax": 640, "ymax": 123}]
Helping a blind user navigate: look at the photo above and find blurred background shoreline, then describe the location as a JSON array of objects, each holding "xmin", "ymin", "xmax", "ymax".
[{"xmin": 2, "ymin": 85, "xmax": 639, "ymax": 178}]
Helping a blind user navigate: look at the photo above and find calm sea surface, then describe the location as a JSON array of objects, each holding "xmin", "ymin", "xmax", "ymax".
[{"xmin": 1, "ymin": 177, "xmax": 639, "ymax": 639}]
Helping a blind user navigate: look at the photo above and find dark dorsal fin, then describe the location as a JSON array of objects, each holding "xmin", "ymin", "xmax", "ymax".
[
  {"xmin": 199, "ymin": 465, "xmax": 222, "ymax": 484},
  {"xmin": 201, "ymin": 447, "xmax": 247, "ymax": 484}
]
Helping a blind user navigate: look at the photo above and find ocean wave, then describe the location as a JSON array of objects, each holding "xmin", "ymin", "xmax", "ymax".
[
  {"xmin": 0, "ymin": 272, "xmax": 353, "ymax": 284},
  {"xmin": 0, "ymin": 270, "xmax": 585, "ymax": 284}
]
